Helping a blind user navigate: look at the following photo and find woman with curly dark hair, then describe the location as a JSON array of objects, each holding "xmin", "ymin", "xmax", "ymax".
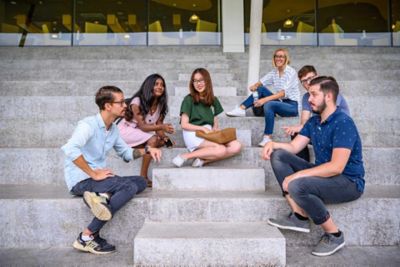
[{"xmin": 118, "ymin": 73, "xmax": 174, "ymax": 187}]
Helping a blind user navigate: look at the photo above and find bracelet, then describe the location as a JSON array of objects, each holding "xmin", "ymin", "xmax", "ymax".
[
  {"xmin": 133, "ymin": 149, "xmax": 142, "ymax": 160},
  {"xmin": 144, "ymin": 145, "xmax": 150, "ymax": 154}
]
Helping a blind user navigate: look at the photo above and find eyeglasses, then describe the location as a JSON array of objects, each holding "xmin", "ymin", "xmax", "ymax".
[
  {"xmin": 300, "ymin": 75, "xmax": 317, "ymax": 85},
  {"xmin": 111, "ymin": 100, "xmax": 125, "ymax": 106},
  {"xmin": 193, "ymin": 79, "xmax": 205, "ymax": 84},
  {"xmin": 274, "ymin": 55, "xmax": 286, "ymax": 59}
]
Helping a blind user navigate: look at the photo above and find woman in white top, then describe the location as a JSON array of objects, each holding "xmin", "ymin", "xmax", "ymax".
[{"xmin": 226, "ymin": 48, "xmax": 300, "ymax": 146}]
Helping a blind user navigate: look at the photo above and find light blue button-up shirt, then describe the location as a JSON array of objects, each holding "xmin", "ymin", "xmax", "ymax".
[{"xmin": 61, "ymin": 113, "xmax": 133, "ymax": 191}]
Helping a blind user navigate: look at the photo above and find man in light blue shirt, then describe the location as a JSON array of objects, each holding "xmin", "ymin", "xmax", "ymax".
[{"xmin": 61, "ymin": 85, "xmax": 161, "ymax": 255}]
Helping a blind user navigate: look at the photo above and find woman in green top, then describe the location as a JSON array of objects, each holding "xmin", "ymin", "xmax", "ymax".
[{"xmin": 172, "ymin": 68, "xmax": 242, "ymax": 167}]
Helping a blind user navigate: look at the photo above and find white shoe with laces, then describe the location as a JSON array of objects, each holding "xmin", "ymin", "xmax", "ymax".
[
  {"xmin": 172, "ymin": 154, "xmax": 187, "ymax": 167},
  {"xmin": 192, "ymin": 158, "xmax": 205, "ymax": 167},
  {"xmin": 226, "ymin": 107, "xmax": 245, "ymax": 117},
  {"xmin": 258, "ymin": 136, "xmax": 271, "ymax": 147}
]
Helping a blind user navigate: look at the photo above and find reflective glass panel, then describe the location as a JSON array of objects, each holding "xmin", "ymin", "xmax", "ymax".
[
  {"xmin": 148, "ymin": 0, "xmax": 220, "ymax": 45},
  {"xmin": 73, "ymin": 0, "xmax": 147, "ymax": 46},
  {"xmin": 244, "ymin": 0, "xmax": 317, "ymax": 46},
  {"xmin": 318, "ymin": 0, "xmax": 390, "ymax": 46},
  {"xmin": 0, "ymin": 0, "xmax": 72, "ymax": 46}
]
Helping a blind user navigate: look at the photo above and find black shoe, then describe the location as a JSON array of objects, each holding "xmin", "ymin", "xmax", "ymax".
[
  {"xmin": 83, "ymin": 191, "xmax": 112, "ymax": 221},
  {"xmin": 72, "ymin": 232, "xmax": 116, "ymax": 255},
  {"xmin": 92, "ymin": 231, "xmax": 116, "ymax": 251}
]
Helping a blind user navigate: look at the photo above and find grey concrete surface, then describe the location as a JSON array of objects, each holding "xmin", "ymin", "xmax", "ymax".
[
  {"xmin": 1, "ymin": 185, "xmax": 399, "ymax": 248},
  {"xmin": 134, "ymin": 221, "xmax": 285, "ymax": 266},
  {"xmin": 0, "ymin": 147, "xmax": 398, "ymax": 186},
  {"xmin": 152, "ymin": 167, "xmax": 265, "ymax": 191}
]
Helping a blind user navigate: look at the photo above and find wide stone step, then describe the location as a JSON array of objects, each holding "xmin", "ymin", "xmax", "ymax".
[
  {"xmin": 1, "ymin": 80, "xmax": 398, "ymax": 97},
  {"xmin": 0, "ymin": 59, "xmax": 230, "ymax": 70},
  {"xmin": 0, "ymin": 80, "xmax": 243, "ymax": 96},
  {"xmin": 0, "ymin": 185, "xmax": 399, "ymax": 248},
  {"xmin": 1, "ymin": 95, "xmax": 397, "ymax": 121},
  {"xmin": 134, "ymin": 221, "xmax": 285, "ymax": 267},
  {"xmin": 1, "ymin": 246, "xmax": 399, "ymax": 267},
  {"xmin": 174, "ymin": 86, "xmax": 237, "ymax": 96},
  {"xmin": 152, "ymin": 167, "xmax": 265, "ymax": 191},
  {"xmin": 1, "ymin": 115, "xmax": 398, "ymax": 148},
  {"xmin": 0, "ymin": 147, "xmax": 398, "ymax": 186}
]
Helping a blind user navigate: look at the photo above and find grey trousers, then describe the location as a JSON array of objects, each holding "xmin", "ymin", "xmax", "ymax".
[{"xmin": 270, "ymin": 149, "xmax": 362, "ymax": 225}]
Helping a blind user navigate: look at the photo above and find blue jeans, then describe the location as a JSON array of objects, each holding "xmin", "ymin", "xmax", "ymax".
[
  {"xmin": 241, "ymin": 86, "xmax": 298, "ymax": 135},
  {"xmin": 71, "ymin": 175, "xmax": 146, "ymax": 233},
  {"xmin": 270, "ymin": 149, "xmax": 362, "ymax": 225}
]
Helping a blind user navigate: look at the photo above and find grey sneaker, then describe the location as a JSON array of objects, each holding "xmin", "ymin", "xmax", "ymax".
[
  {"xmin": 312, "ymin": 232, "xmax": 345, "ymax": 257},
  {"xmin": 267, "ymin": 212, "xmax": 310, "ymax": 233}
]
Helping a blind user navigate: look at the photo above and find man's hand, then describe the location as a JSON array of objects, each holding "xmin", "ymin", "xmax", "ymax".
[
  {"xmin": 148, "ymin": 147, "xmax": 162, "ymax": 162},
  {"xmin": 282, "ymin": 125, "xmax": 302, "ymax": 136},
  {"xmin": 249, "ymin": 83, "xmax": 258, "ymax": 92},
  {"xmin": 282, "ymin": 173, "xmax": 301, "ymax": 192},
  {"xmin": 91, "ymin": 168, "xmax": 114, "ymax": 181},
  {"xmin": 261, "ymin": 141, "xmax": 275, "ymax": 160}
]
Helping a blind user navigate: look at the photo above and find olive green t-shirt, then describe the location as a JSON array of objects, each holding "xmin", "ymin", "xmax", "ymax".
[{"xmin": 180, "ymin": 95, "xmax": 224, "ymax": 126}]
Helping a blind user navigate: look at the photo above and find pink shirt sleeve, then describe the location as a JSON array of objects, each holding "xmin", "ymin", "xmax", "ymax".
[{"xmin": 130, "ymin": 97, "xmax": 141, "ymax": 106}]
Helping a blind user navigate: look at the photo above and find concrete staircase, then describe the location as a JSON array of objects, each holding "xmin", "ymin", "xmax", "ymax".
[{"xmin": 0, "ymin": 46, "xmax": 399, "ymax": 266}]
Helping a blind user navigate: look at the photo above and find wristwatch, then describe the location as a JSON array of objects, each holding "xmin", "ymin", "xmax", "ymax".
[{"xmin": 144, "ymin": 145, "xmax": 150, "ymax": 154}]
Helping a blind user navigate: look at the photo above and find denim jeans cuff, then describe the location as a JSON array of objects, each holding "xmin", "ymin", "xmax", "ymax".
[{"xmin": 313, "ymin": 212, "xmax": 331, "ymax": 225}]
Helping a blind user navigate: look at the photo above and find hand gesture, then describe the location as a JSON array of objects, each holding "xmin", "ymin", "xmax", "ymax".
[
  {"xmin": 148, "ymin": 147, "xmax": 162, "ymax": 162},
  {"xmin": 282, "ymin": 125, "xmax": 302, "ymax": 136},
  {"xmin": 162, "ymin": 123, "xmax": 175, "ymax": 134},
  {"xmin": 249, "ymin": 84, "xmax": 258, "ymax": 92},
  {"xmin": 253, "ymin": 99, "xmax": 265, "ymax": 107},
  {"xmin": 91, "ymin": 168, "xmax": 114, "ymax": 181},
  {"xmin": 202, "ymin": 127, "xmax": 212, "ymax": 134},
  {"xmin": 261, "ymin": 142, "xmax": 274, "ymax": 160}
]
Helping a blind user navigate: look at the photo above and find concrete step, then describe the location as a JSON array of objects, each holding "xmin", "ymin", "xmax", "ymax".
[
  {"xmin": 1, "ymin": 115, "xmax": 398, "ymax": 148},
  {"xmin": 0, "ymin": 147, "xmax": 398, "ymax": 186},
  {"xmin": 152, "ymin": 167, "xmax": 265, "ymax": 191},
  {"xmin": 0, "ymin": 59, "xmax": 231, "ymax": 70},
  {"xmin": 0, "ymin": 119, "xmax": 252, "ymax": 148},
  {"xmin": 0, "ymin": 185, "xmax": 399, "ymax": 248},
  {"xmin": 1, "ymin": 80, "xmax": 398, "ymax": 97},
  {"xmin": 0, "ymin": 46, "xmax": 227, "ymax": 60},
  {"xmin": 1, "ymin": 246, "xmax": 399, "ymax": 267},
  {"xmin": 0, "ymin": 80, "xmax": 243, "ymax": 96},
  {"xmin": 1, "ymin": 95, "xmax": 398, "ymax": 121},
  {"xmin": 134, "ymin": 221, "xmax": 285, "ymax": 266}
]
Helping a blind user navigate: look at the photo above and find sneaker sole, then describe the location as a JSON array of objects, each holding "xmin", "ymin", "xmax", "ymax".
[
  {"xmin": 83, "ymin": 192, "xmax": 112, "ymax": 221},
  {"xmin": 311, "ymin": 241, "xmax": 345, "ymax": 257},
  {"xmin": 72, "ymin": 240, "xmax": 115, "ymax": 255},
  {"xmin": 226, "ymin": 113, "xmax": 245, "ymax": 117},
  {"xmin": 267, "ymin": 219, "xmax": 310, "ymax": 233}
]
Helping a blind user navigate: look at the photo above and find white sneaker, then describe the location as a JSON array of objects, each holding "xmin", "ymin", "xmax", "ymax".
[
  {"xmin": 226, "ymin": 107, "xmax": 245, "ymax": 117},
  {"xmin": 192, "ymin": 158, "xmax": 205, "ymax": 167},
  {"xmin": 172, "ymin": 154, "xmax": 187, "ymax": 167},
  {"xmin": 258, "ymin": 136, "xmax": 271, "ymax": 147}
]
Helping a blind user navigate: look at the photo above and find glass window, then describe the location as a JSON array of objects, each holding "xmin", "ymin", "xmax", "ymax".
[
  {"xmin": 148, "ymin": 0, "xmax": 220, "ymax": 45},
  {"xmin": 0, "ymin": 0, "xmax": 72, "ymax": 46},
  {"xmin": 74, "ymin": 0, "xmax": 147, "ymax": 46},
  {"xmin": 244, "ymin": 0, "xmax": 316, "ymax": 46},
  {"xmin": 392, "ymin": 0, "xmax": 400, "ymax": 46},
  {"xmin": 318, "ymin": 0, "xmax": 390, "ymax": 46}
]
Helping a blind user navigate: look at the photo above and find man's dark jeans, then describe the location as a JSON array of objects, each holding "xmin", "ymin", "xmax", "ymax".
[
  {"xmin": 71, "ymin": 175, "xmax": 146, "ymax": 233},
  {"xmin": 270, "ymin": 149, "xmax": 362, "ymax": 225}
]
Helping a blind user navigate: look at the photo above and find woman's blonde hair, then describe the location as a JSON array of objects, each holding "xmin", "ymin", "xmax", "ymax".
[{"xmin": 272, "ymin": 48, "xmax": 290, "ymax": 68}]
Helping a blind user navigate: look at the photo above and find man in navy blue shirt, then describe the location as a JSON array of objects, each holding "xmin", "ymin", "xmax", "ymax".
[{"xmin": 262, "ymin": 76, "xmax": 364, "ymax": 257}]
